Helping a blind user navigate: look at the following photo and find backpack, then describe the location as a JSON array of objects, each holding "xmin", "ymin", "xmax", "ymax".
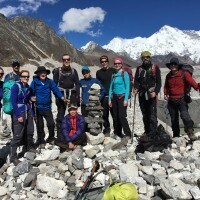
[
  {"xmin": 135, "ymin": 124, "xmax": 172, "ymax": 153},
  {"xmin": 180, "ymin": 63, "xmax": 194, "ymax": 95},
  {"xmin": 3, "ymin": 82, "xmax": 23, "ymax": 115},
  {"xmin": 121, "ymin": 67, "xmax": 133, "ymax": 98},
  {"xmin": 53, "ymin": 67, "xmax": 75, "ymax": 87},
  {"xmin": 138, "ymin": 64, "xmax": 159, "ymax": 79},
  {"xmin": 102, "ymin": 177, "xmax": 138, "ymax": 200}
]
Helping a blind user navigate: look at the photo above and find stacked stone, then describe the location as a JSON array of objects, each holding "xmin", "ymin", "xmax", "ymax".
[{"xmin": 85, "ymin": 84, "xmax": 104, "ymax": 136}]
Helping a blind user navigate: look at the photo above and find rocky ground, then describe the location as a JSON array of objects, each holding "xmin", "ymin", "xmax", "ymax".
[{"xmin": 0, "ymin": 61, "xmax": 200, "ymax": 199}]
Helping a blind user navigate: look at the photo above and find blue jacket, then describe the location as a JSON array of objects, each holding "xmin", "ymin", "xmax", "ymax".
[
  {"xmin": 79, "ymin": 77, "xmax": 105, "ymax": 105},
  {"xmin": 4, "ymin": 72, "xmax": 20, "ymax": 82},
  {"xmin": 109, "ymin": 70, "xmax": 130, "ymax": 101},
  {"xmin": 11, "ymin": 81, "xmax": 32, "ymax": 118},
  {"xmin": 0, "ymin": 81, "xmax": 3, "ymax": 109},
  {"xmin": 62, "ymin": 114, "xmax": 85, "ymax": 143},
  {"xmin": 30, "ymin": 77, "xmax": 63, "ymax": 110}
]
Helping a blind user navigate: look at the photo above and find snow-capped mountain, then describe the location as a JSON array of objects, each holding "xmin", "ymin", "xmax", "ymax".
[{"xmin": 83, "ymin": 25, "xmax": 200, "ymax": 63}]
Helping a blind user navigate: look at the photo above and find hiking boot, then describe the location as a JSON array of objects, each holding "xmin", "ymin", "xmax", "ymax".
[
  {"xmin": 39, "ymin": 143, "xmax": 46, "ymax": 149},
  {"xmin": 12, "ymin": 159, "xmax": 21, "ymax": 166},
  {"xmin": 46, "ymin": 137, "xmax": 55, "ymax": 145},
  {"xmin": 187, "ymin": 129, "xmax": 197, "ymax": 141},
  {"xmin": 121, "ymin": 136, "xmax": 131, "ymax": 143},
  {"xmin": 27, "ymin": 147, "xmax": 39, "ymax": 154}
]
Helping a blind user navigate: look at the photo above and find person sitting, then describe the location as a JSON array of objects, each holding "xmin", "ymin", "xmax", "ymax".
[{"xmin": 61, "ymin": 104, "xmax": 87, "ymax": 150}]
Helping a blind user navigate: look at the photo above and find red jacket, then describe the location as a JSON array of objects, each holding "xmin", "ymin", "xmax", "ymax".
[{"xmin": 164, "ymin": 70, "xmax": 198, "ymax": 99}]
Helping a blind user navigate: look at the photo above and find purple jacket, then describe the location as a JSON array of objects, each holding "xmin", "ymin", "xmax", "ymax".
[
  {"xmin": 11, "ymin": 81, "xmax": 32, "ymax": 118},
  {"xmin": 62, "ymin": 114, "xmax": 85, "ymax": 143}
]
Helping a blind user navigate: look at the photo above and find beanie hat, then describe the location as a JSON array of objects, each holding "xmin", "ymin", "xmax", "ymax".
[
  {"xmin": 114, "ymin": 57, "xmax": 123, "ymax": 64},
  {"xmin": 141, "ymin": 51, "xmax": 151, "ymax": 58},
  {"xmin": 12, "ymin": 61, "xmax": 20, "ymax": 67},
  {"xmin": 82, "ymin": 66, "xmax": 90, "ymax": 72}
]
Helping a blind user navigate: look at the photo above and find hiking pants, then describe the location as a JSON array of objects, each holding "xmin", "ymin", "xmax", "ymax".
[
  {"xmin": 101, "ymin": 96, "xmax": 113, "ymax": 133},
  {"xmin": 139, "ymin": 95, "xmax": 158, "ymax": 135},
  {"xmin": 168, "ymin": 98, "xmax": 194, "ymax": 137},
  {"xmin": 10, "ymin": 110, "xmax": 34, "ymax": 161},
  {"xmin": 56, "ymin": 92, "xmax": 78, "ymax": 142},
  {"xmin": 111, "ymin": 95, "xmax": 131, "ymax": 137},
  {"xmin": 81, "ymin": 105, "xmax": 88, "ymax": 117},
  {"xmin": 36, "ymin": 109, "xmax": 55, "ymax": 144}
]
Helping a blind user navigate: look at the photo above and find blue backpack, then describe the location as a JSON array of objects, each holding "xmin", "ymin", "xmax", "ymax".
[{"xmin": 3, "ymin": 74, "xmax": 22, "ymax": 115}]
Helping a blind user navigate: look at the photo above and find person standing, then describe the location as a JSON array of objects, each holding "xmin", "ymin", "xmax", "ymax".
[
  {"xmin": 164, "ymin": 58, "xmax": 200, "ymax": 141},
  {"xmin": 108, "ymin": 57, "xmax": 131, "ymax": 141},
  {"xmin": 53, "ymin": 54, "xmax": 80, "ymax": 143},
  {"xmin": 10, "ymin": 70, "xmax": 35, "ymax": 166},
  {"xmin": 134, "ymin": 51, "xmax": 161, "ymax": 135},
  {"xmin": 30, "ymin": 66, "xmax": 65, "ymax": 147},
  {"xmin": 0, "ymin": 67, "xmax": 4, "ymax": 115},
  {"xmin": 96, "ymin": 55, "xmax": 115, "ymax": 136},
  {"xmin": 4, "ymin": 61, "xmax": 21, "ymax": 82},
  {"xmin": 80, "ymin": 66, "xmax": 105, "ymax": 117}
]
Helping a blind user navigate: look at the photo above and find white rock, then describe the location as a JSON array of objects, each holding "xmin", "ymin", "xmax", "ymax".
[
  {"xmin": 103, "ymin": 137, "xmax": 118, "ymax": 145},
  {"xmin": 144, "ymin": 151, "xmax": 162, "ymax": 160},
  {"xmin": 83, "ymin": 158, "xmax": 93, "ymax": 169},
  {"xmin": 58, "ymin": 163, "xmax": 68, "ymax": 173},
  {"xmin": 169, "ymin": 160, "xmax": 184, "ymax": 170},
  {"xmin": 154, "ymin": 168, "xmax": 166, "ymax": 176},
  {"xmin": 95, "ymin": 173, "xmax": 107, "ymax": 185},
  {"xmin": 192, "ymin": 141, "xmax": 200, "ymax": 152},
  {"xmin": 103, "ymin": 149, "xmax": 119, "ymax": 158},
  {"xmin": 119, "ymin": 163, "xmax": 138, "ymax": 182},
  {"xmin": 139, "ymin": 184, "xmax": 147, "ymax": 194},
  {"xmin": 141, "ymin": 166, "xmax": 154, "ymax": 175},
  {"xmin": 75, "ymin": 180, "xmax": 84, "ymax": 188},
  {"xmin": 6, "ymin": 166, "xmax": 15, "ymax": 176},
  {"xmin": 36, "ymin": 174, "xmax": 65, "ymax": 194},
  {"xmin": 147, "ymin": 185, "xmax": 154, "ymax": 197},
  {"xmin": 35, "ymin": 149, "xmax": 60, "ymax": 161},
  {"xmin": 168, "ymin": 172, "xmax": 183, "ymax": 179},
  {"xmin": 0, "ymin": 186, "xmax": 8, "ymax": 196},
  {"xmin": 190, "ymin": 186, "xmax": 200, "ymax": 199},
  {"xmin": 73, "ymin": 170, "xmax": 83, "ymax": 180},
  {"xmin": 152, "ymin": 163, "xmax": 162, "ymax": 169},
  {"xmin": 86, "ymin": 132, "xmax": 105, "ymax": 145},
  {"xmin": 57, "ymin": 189, "xmax": 68, "ymax": 199}
]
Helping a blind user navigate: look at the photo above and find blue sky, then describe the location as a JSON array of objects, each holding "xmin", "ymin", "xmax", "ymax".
[{"xmin": 0, "ymin": 0, "xmax": 200, "ymax": 49}]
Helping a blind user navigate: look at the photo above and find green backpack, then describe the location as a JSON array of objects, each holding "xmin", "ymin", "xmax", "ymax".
[
  {"xmin": 102, "ymin": 177, "xmax": 138, "ymax": 200},
  {"xmin": 3, "ymin": 80, "xmax": 22, "ymax": 115}
]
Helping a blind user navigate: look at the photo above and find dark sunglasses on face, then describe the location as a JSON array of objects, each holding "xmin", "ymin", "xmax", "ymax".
[
  {"xmin": 21, "ymin": 76, "xmax": 30, "ymax": 78},
  {"xmin": 114, "ymin": 63, "xmax": 122, "ymax": 65},
  {"xmin": 170, "ymin": 63, "xmax": 178, "ymax": 66},
  {"xmin": 82, "ymin": 71, "xmax": 90, "ymax": 75},
  {"xmin": 0, "ymin": 73, "xmax": 4, "ymax": 75},
  {"xmin": 101, "ymin": 60, "xmax": 108, "ymax": 64},
  {"xmin": 62, "ymin": 58, "xmax": 70, "ymax": 62}
]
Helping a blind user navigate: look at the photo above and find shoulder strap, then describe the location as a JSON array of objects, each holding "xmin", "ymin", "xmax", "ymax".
[
  {"xmin": 16, "ymin": 82, "xmax": 23, "ymax": 96},
  {"xmin": 9, "ymin": 72, "xmax": 14, "ymax": 80},
  {"xmin": 48, "ymin": 78, "xmax": 52, "ymax": 89}
]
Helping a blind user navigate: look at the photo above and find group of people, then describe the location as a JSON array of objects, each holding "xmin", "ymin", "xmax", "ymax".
[{"xmin": 0, "ymin": 51, "xmax": 199, "ymax": 166}]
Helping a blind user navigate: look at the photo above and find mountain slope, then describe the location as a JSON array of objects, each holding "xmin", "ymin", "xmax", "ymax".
[
  {"xmin": 102, "ymin": 25, "xmax": 200, "ymax": 63},
  {"xmin": 0, "ymin": 14, "xmax": 87, "ymax": 66}
]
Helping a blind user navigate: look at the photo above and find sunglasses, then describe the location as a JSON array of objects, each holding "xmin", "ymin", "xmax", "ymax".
[
  {"xmin": 62, "ymin": 58, "xmax": 70, "ymax": 62},
  {"xmin": 82, "ymin": 71, "xmax": 90, "ymax": 75},
  {"xmin": 21, "ymin": 76, "xmax": 30, "ymax": 78},
  {"xmin": 114, "ymin": 63, "xmax": 122, "ymax": 65},
  {"xmin": 0, "ymin": 73, "xmax": 4, "ymax": 75},
  {"xmin": 170, "ymin": 63, "xmax": 178, "ymax": 66},
  {"xmin": 101, "ymin": 60, "xmax": 108, "ymax": 64}
]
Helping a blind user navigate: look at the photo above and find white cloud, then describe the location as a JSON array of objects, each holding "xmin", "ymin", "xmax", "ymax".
[
  {"xmin": 0, "ymin": 0, "xmax": 59, "ymax": 17},
  {"xmin": 59, "ymin": 7, "xmax": 106, "ymax": 37},
  {"xmin": 0, "ymin": 0, "xmax": 5, "ymax": 3}
]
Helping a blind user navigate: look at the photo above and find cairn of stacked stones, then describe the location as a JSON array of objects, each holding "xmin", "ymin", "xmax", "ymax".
[{"xmin": 85, "ymin": 84, "xmax": 104, "ymax": 136}]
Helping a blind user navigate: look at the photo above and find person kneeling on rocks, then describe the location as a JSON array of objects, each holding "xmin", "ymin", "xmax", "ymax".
[{"xmin": 61, "ymin": 104, "xmax": 87, "ymax": 150}]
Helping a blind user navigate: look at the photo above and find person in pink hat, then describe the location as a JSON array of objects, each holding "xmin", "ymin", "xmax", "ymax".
[{"xmin": 108, "ymin": 57, "xmax": 131, "ymax": 143}]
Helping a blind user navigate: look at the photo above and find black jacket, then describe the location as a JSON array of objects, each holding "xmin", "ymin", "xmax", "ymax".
[{"xmin": 134, "ymin": 64, "xmax": 161, "ymax": 94}]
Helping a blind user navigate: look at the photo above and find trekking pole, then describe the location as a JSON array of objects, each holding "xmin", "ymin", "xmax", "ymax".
[
  {"xmin": 75, "ymin": 160, "xmax": 100, "ymax": 200},
  {"xmin": 129, "ymin": 93, "xmax": 132, "ymax": 108},
  {"xmin": 131, "ymin": 93, "xmax": 137, "ymax": 143}
]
